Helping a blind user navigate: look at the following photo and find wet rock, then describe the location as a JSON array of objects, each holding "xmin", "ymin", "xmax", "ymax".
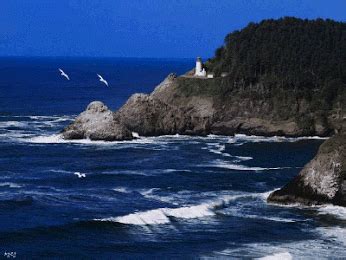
[
  {"xmin": 268, "ymin": 133, "xmax": 346, "ymax": 206},
  {"xmin": 62, "ymin": 101, "xmax": 133, "ymax": 141}
]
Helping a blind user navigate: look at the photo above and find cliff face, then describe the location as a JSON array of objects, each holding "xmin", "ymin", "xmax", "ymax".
[
  {"xmin": 62, "ymin": 73, "xmax": 344, "ymax": 140},
  {"xmin": 112, "ymin": 74, "xmax": 344, "ymax": 137},
  {"xmin": 268, "ymin": 133, "xmax": 346, "ymax": 206}
]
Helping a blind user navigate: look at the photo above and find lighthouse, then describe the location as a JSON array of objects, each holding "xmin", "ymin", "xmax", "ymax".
[{"xmin": 194, "ymin": 57, "xmax": 206, "ymax": 77}]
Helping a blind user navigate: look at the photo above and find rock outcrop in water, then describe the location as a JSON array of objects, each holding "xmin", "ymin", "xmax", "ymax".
[
  {"xmin": 268, "ymin": 132, "xmax": 346, "ymax": 206},
  {"xmin": 62, "ymin": 101, "xmax": 133, "ymax": 141}
]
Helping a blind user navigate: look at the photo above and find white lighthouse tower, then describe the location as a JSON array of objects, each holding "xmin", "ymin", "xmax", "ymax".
[{"xmin": 195, "ymin": 57, "xmax": 206, "ymax": 77}]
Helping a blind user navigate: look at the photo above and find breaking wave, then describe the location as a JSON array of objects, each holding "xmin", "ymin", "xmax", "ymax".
[
  {"xmin": 317, "ymin": 204, "xmax": 346, "ymax": 220},
  {"xmin": 257, "ymin": 252, "xmax": 293, "ymax": 260},
  {"xmin": 206, "ymin": 159, "xmax": 288, "ymax": 171},
  {"xmin": 0, "ymin": 182, "xmax": 22, "ymax": 188},
  {"xmin": 228, "ymin": 134, "xmax": 327, "ymax": 146},
  {"xmin": 95, "ymin": 191, "xmax": 277, "ymax": 226},
  {"xmin": 96, "ymin": 195, "xmax": 243, "ymax": 225}
]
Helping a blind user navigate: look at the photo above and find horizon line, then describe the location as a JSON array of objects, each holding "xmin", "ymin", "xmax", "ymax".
[{"xmin": 0, "ymin": 55, "xmax": 198, "ymax": 60}]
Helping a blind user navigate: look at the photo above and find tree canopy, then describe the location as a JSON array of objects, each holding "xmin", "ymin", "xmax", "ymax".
[{"xmin": 207, "ymin": 17, "xmax": 346, "ymax": 94}]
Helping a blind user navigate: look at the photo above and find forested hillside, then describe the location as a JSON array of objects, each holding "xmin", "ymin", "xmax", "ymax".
[{"xmin": 207, "ymin": 17, "xmax": 345, "ymax": 106}]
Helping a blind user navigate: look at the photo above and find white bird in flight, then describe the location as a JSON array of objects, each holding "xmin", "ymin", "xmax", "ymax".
[
  {"xmin": 74, "ymin": 172, "xmax": 86, "ymax": 178},
  {"xmin": 97, "ymin": 74, "xmax": 109, "ymax": 87},
  {"xmin": 59, "ymin": 68, "xmax": 70, "ymax": 80}
]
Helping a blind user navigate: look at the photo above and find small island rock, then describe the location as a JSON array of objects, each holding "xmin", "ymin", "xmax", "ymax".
[
  {"xmin": 268, "ymin": 133, "xmax": 346, "ymax": 206},
  {"xmin": 62, "ymin": 101, "xmax": 133, "ymax": 141}
]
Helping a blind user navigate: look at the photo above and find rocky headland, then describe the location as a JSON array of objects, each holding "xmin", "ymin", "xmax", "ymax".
[
  {"xmin": 63, "ymin": 72, "xmax": 345, "ymax": 139},
  {"xmin": 62, "ymin": 17, "xmax": 345, "ymax": 207}
]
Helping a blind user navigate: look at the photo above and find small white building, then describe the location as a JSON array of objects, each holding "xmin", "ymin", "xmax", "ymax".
[{"xmin": 194, "ymin": 57, "xmax": 207, "ymax": 77}]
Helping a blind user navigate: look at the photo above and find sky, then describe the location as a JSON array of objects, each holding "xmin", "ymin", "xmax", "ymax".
[{"xmin": 0, "ymin": 0, "xmax": 345, "ymax": 58}]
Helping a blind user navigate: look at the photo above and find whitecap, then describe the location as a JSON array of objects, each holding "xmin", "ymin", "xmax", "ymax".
[
  {"xmin": 206, "ymin": 143, "xmax": 225, "ymax": 154},
  {"xmin": 205, "ymin": 159, "xmax": 287, "ymax": 171},
  {"xmin": 229, "ymin": 134, "xmax": 328, "ymax": 146},
  {"xmin": 234, "ymin": 155, "xmax": 253, "ymax": 161},
  {"xmin": 317, "ymin": 204, "xmax": 346, "ymax": 220},
  {"xmin": 317, "ymin": 226, "xmax": 346, "ymax": 247},
  {"xmin": 139, "ymin": 188, "xmax": 161, "ymax": 196},
  {"xmin": 96, "ymin": 194, "xmax": 242, "ymax": 225},
  {"xmin": 0, "ymin": 121, "xmax": 28, "ymax": 128},
  {"xmin": 257, "ymin": 252, "xmax": 293, "ymax": 260},
  {"xmin": 0, "ymin": 182, "xmax": 22, "ymax": 188},
  {"xmin": 162, "ymin": 169, "xmax": 192, "ymax": 173},
  {"xmin": 113, "ymin": 187, "xmax": 132, "ymax": 194},
  {"xmin": 25, "ymin": 134, "xmax": 166, "ymax": 146}
]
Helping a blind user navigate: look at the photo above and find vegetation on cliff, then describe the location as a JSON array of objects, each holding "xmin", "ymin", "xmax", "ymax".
[{"xmin": 205, "ymin": 17, "xmax": 345, "ymax": 110}]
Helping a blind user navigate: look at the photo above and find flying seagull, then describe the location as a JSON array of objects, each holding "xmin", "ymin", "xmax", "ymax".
[
  {"xmin": 97, "ymin": 74, "xmax": 109, "ymax": 87},
  {"xmin": 59, "ymin": 68, "xmax": 70, "ymax": 80},
  {"xmin": 74, "ymin": 172, "xmax": 86, "ymax": 178}
]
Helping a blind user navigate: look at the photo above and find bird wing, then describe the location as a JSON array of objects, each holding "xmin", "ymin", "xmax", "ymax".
[
  {"xmin": 59, "ymin": 68, "xmax": 64, "ymax": 74},
  {"xmin": 97, "ymin": 74, "xmax": 102, "ymax": 80}
]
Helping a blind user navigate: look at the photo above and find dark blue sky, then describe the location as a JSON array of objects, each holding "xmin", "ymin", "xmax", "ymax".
[{"xmin": 0, "ymin": 0, "xmax": 345, "ymax": 58}]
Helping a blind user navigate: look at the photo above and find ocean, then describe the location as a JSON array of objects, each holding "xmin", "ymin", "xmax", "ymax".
[{"xmin": 0, "ymin": 57, "xmax": 345, "ymax": 259}]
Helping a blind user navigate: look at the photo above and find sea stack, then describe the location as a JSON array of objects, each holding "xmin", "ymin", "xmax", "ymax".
[
  {"xmin": 62, "ymin": 101, "xmax": 133, "ymax": 141},
  {"xmin": 268, "ymin": 132, "xmax": 346, "ymax": 206}
]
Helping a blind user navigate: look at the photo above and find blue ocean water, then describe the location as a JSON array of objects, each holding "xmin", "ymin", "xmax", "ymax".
[{"xmin": 0, "ymin": 58, "xmax": 345, "ymax": 259}]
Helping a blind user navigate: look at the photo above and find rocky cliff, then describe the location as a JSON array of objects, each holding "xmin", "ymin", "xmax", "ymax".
[
  {"xmin": 62, "ymin": 101, "xmax": 132, "ymax": 141},
  {"xmin": 268, "ymin": 132, "xmax": 346, "ymax": 206},
  {"xmin": 62, "ymin": 72, "xmax": 345, "ymax": 140}
]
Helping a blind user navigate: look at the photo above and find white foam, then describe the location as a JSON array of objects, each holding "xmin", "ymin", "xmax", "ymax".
[
  {"xmin": 0, "ymin": 182, "xmax": 22, "ymax": 188},
  {"xmin": 206, "ymin": 143, "xmax": 228, "ymax": 155},
  {"xmin": 0, "ymin": 121, "xmax": 28, "ymax": 128},
  {"xmin": 103, "ymin": 205, "xmax": 215, "ymax": 225},
  {"xmin": 139, "ymin": 188, "xmax": 160, "ymax": 196},
  {"xmin": 162, "ymin": 169, "xmax": 192, "ymax": 173},
  {"xmin": 26, "ymin": 134, "xmax": 156, "ymax": 145},
  {"xmin": 257, "ymin": 252, "xmax": 293, "ymax": 260},
  {"xmin": 113, "ymin": 187, "xmax": 131, "ymax": 194},
  {"xmin": 229, "ymin": 134, "xmax": 328, "ymax": 146},
  {"xmin": 97, "ymin": 194, "xmax": 242, "ymax": 225},
  {"xmin": 101, "ymin": 209, "xmax": 171, "ymax": 225},
  {"xmin": 208, "ymin": 159, "xmax": 286, "ymax": 171},
  {"xmin": 48, "ymin": 169, "xmax": 74, "ymax": 174},
  {"xmin": 234, "ymin": 156, "xmax": 253, "ymax": 161},
  {"xmin": 317, "ymin": 204, "xmax": 346, "ymax": 220},
  {"xmin": 317, "ymin": 226, "xmax": 346, "ymax": 247},
  {"xmin": 212, "ymin": 225, "xmax": 346, "ymax": 258}
]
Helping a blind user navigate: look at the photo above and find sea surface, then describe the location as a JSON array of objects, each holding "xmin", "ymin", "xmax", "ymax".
[{"xmin": 0, "ymin": 57, "xmax": 345, "ymax": 259}]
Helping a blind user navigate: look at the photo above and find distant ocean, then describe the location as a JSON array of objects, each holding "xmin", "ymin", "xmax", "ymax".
[{"xmin": 0, "ymin": 57, "xmax": 345, "ymax": 259}]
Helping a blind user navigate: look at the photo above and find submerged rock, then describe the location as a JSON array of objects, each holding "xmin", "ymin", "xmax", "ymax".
[
  {"xmin": 62, "ymin": 101, "xmax": 133, "ymax": 141},
  {"xmin": 268, "ymin": 133, "xmax": 346, "ymax": 206}
]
